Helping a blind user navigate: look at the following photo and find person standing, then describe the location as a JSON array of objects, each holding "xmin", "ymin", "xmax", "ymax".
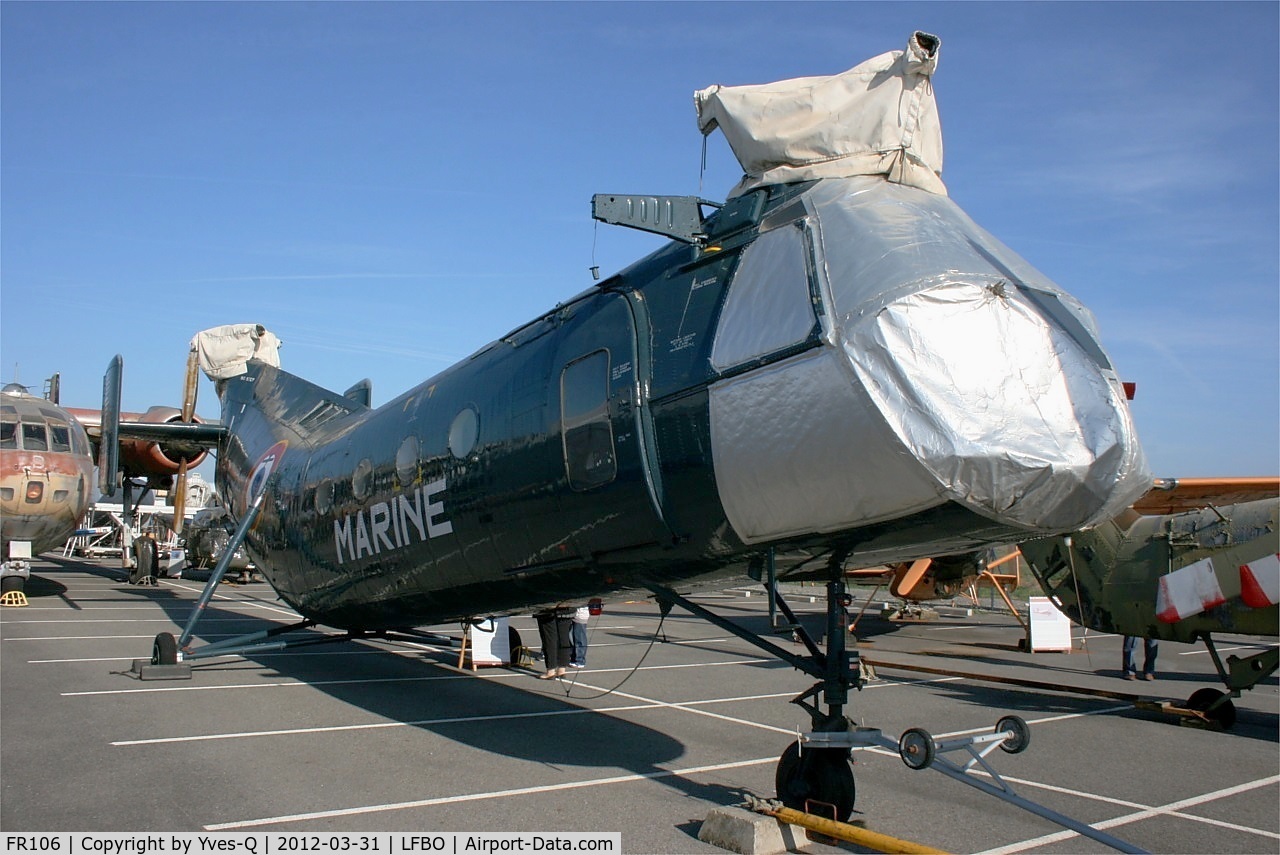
[
  {"xmin": 536, "ymin": 608, "xmax": 574, "ymax": 679},
  {"xmin": 570, "ymin": 606, "xmax": 589, "ymax": 669},
  {"xmin": 1122, "ymin": 635, "xmax": 1158, "ymax": 680}
]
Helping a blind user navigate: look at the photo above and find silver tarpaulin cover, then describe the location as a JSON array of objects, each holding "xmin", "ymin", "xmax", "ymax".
[{"xmin": 709, "ymin": 176, "xmax": 1150, "ymax": 544}]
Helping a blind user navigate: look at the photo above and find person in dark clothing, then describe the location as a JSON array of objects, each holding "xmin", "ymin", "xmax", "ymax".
[{"xmin": 536, "ymin": 608, "xmax": 574, "ymax": 679}]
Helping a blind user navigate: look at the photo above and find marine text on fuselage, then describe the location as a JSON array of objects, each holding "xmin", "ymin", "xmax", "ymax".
[{"xmin": 334, "ymin": 477, "xmax": 452, "ymax": 565}]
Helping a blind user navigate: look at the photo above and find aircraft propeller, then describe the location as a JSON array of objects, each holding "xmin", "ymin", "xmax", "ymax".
[{"xmin": 171, "ymin": 348, "xmax": 200, "ymax": 534}]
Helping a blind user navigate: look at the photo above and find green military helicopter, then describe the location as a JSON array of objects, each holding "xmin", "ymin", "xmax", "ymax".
[
  {"xmin": 100, "ymin": 33, "xmax": 1155, "ymax": 842},
  {"xmin": 1021, "ymin": 478, "xmax": 1279, "ymax": 729}
]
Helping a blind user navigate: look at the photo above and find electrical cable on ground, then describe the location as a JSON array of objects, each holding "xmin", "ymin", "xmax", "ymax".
[{"xmin": 540, "ymin": 611, "xmax": 669, "ymax": 701}]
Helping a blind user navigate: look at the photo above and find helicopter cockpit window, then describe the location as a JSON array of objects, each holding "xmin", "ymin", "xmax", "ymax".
[
  {"xmin": 561, "ymin": 350, "xmax": 616, "ymax": 491},
  {"xmin": 710, "ymin": 222, "xmax": 819, "ymax": 371},
  {"xmin": 0, "ymin": 420, "xmax": 16, "ymax": 449}
]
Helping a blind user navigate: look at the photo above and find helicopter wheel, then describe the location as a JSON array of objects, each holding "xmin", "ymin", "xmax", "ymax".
[
  {"xmin": 1186, "ymin": 688, "xmax": 1237, "ymax": 729},
  {"xmin": 775, "ymin": 741, "xmax": 855, "ymax": 821},
  {"xmin": 152, "ymin": 632, "xmax": 179, "ymax": 666}
]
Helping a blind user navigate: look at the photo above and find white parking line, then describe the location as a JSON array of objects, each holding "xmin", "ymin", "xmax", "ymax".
[
  {"xmin": 205, "ymin": 756, "xmax": 779, "ymax": 830},
  {"xmin": 1178, "ymin": 643, "xmax": 1278, "ymax": 656},
  {"xmin": 8, "ymin": 605, "xmax": 197, "ymax": 610},
  {"xmin": 199, "ymin": 704, "xmax": 1134, "ymax": 831},
  {"xmin": 3, "ymin": 634, "xmax": 166, "ymax": 641},
  {"xmin": 3, "ymin": 617, "xmax": 276, "ymax": 624},
  {"xmin": 978, "ymin": 774, "xmax": 1280, "ymax": 853},
  {"xmin": 65, "ymin": 658, "xmax": 775, "ymax": 697},
  {"xmin": 112, "ymin": 690, "xmax": 799, "ymax": 747}
]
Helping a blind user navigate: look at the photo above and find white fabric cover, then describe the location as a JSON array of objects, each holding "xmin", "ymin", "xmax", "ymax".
[
  {"xmin": 695, "ymin": 32, "xmax": 945, "ymax": 197},
  {"xmin": 192, "ymin": 324, "xmax": 282, "ymax": 381}
]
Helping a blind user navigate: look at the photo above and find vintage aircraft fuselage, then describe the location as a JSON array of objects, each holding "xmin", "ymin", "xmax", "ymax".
[
  {"xmin": 0, "ymin": 385, "xmax": 95, "ymax": 569},
  {"xmin": 211, "ymin": 176, "xmax": 1150, "ymax": 630}
]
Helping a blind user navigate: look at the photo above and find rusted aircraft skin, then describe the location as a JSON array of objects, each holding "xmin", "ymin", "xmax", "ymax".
[
  {"xmin": 1021, "ymin": 498, "xmax": 1280, "ymax": 642},
  {"xmin": 1, "ymin": 387, "xmax": 95, "ymax": 560}
]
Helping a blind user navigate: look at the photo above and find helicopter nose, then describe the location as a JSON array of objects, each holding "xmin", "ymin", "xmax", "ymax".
[{"xmin": 843, "ymin": 280, "xmax": 1150, "ymax": 532}]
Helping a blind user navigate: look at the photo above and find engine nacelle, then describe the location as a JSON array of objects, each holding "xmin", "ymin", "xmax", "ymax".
[
  {"xmin": 118, "ymin": 407, "xmax": 208, "ymax": 485},
  {"xmin": 70, "ymin": 405, "xmax": 208, "ymax": 488}
]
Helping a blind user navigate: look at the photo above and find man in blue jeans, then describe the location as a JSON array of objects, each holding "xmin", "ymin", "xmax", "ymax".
[
  {"xmin": 570, "ymin": 606, "xmax": 589, "ymax": 668},
  {"xmin": 1122, "ymin": 635, "xmax": 1158, "ymax": 680}
]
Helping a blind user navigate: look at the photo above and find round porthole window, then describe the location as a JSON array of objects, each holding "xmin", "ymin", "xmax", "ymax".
[
  {"xmin": 352, "ymin": 458, "xmax": 373, "ymax": 499},
  {"xmin": 315, "ymin": 479, "xmax": 334, "ymax": 515},
  {"xmin": 448, "ymin": 408, "xmax": 479, "ymax": 459},
  {"xmin": 396, "ymin": 435, "xmax": 420, "ymax": 487}
]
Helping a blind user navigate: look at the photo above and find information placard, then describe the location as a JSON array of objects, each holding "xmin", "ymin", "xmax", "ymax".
[
  {"xmin": 1028, "ymin": 596, "xmax": 1073, "ymax": 652},
  {"xmin": 468, "ymin": 616, "xmax": 510, "ymax": 666}
]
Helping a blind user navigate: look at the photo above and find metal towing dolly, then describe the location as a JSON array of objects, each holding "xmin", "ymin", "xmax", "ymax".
[{"xmin": 650, "ymin": 557, "xmax": 1148, "ymax": 855}]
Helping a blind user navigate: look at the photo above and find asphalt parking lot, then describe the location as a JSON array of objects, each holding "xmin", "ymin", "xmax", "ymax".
[{"xmin": 2, "ymin": 554, "xmax": 1277, "ymax": 854}]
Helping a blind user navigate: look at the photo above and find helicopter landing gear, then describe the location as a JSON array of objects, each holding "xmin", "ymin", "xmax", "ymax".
[
  {"xmin": 1185, "ymin": 687, "xmax": 1237, "ymax": 730},
  {"xmin": 775, "ymin": 740, "xmax": 855, "ymax": 821}
]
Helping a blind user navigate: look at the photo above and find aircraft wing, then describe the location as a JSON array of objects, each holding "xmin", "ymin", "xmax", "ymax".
[
  {"xmin": 1132, "ymin": 477, "xmax": 1280, "ymax": 515},
  {"xmin": 111, "ymin": 420, "xmax": 226, "ymax": 446},
  {"xmin": 97, "ymin": 354, "xmax": 227, "ymax": 497}
]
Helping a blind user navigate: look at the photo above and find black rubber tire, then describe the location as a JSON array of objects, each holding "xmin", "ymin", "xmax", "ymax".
[
  {"xmin": 898, "ymin": 727, "xmax": 935, "ymax": 770},
  {"xmin": 1, "ymin": 575, "xmax": 23, "ymax": 594},
  {"xmin": 775, "ymin": 741, "xmax": 856, "ymax": 821},
  {"xmin": 1186, "ymin": 687, "xmax": 1237, "ymax": 729},
  {"xmin": 132, "ymin": 538, "xmax": 158, "ymax": 584},
  {"xmin": 152, "ymin": 632, "xmax": 178, "ymax": 665},
  {"xmin": 996, "ymin": 715, "xmax": 1031, "ymax": 753}
]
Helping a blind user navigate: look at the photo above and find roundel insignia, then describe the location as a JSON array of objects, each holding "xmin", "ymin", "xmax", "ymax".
[{"xmin": 246, "ymin": 440, "xmax": 289, "ymax": 505}]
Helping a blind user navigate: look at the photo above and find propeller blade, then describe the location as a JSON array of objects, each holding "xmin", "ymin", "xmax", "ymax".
[
  {"xmin": 890, "ymin": 558, "xmax": 933, "ymax": 600},
  {"xmin": 174, "ymin": 349, "xmax": 199, "ymax": 537},
  {"xmin": 172, "ymin": 460, "xmax": 188, "ymax": 535},
  {"xmin": 181, "ymin": 348, "xmax": 199, "ymax": 424}
]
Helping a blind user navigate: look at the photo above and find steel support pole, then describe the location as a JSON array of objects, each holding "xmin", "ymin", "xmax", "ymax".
[{"xmin": 177, "ymin": 491, "xmax": 265, "ymax": 650}]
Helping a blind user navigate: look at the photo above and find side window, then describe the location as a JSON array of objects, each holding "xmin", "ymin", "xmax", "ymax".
[
  {"xmin": 0, "ymin": 420, "xmax": 16, "ymax": 449},
  {"xmin": 72, "ymin": 426, "xmax": 90, "ymax": 456},
  {"xmin": 561, "ymin": 351, "xmax": 616, "ymax": 491},
  {"xmin": 49, "ymin": 423, "xmax": 72, "ymax": 453},
  {"xmin": 709, "ymin": 222, "xmax": 819, "ymax": 371},
  {"xmin": 21, "ymin": 422, "xmax": 48, "ymax": 452}
]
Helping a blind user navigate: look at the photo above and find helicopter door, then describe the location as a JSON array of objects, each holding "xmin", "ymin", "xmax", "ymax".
[{"xmin": 555, "ymin": 292, "xmax": 669, "ymax": 557}]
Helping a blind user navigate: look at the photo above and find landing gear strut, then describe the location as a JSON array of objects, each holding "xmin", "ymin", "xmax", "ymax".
[
  {"xmin": 650, "ymin": 568, "xmax": 864, "ymax": 820},
  {"xmin": 648, "ymin": 563, "xmax": 1148, "ymax": 852},
  {"xmin": 1188, "ymin": 633, "xmax": 1279, "ymax": 729}
]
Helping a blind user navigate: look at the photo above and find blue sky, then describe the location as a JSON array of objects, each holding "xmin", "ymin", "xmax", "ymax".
[{"xmin": 2, "ymin": 2, "xmax": 1277, "ymax": 479}]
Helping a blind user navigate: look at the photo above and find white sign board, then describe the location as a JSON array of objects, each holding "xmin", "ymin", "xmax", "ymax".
[
  {"xmin": 468, "ymin": 617, "xmax": 511, "ymax": 666},
  {"xmin": 1028, "ymin": 596, "xmax": 1073, "ymax": 652}
]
